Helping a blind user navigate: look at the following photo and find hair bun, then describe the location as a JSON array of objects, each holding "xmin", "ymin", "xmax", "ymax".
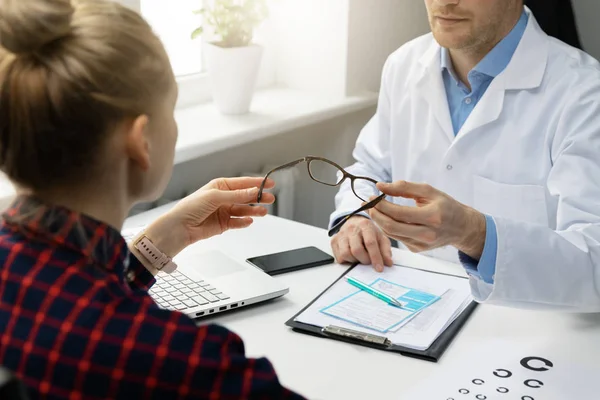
[{"xmin": 0, "ymin": 0, "xmax": 74, "ymax": 55}]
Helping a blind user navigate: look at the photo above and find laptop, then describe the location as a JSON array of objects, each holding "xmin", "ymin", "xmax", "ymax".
[{"xmin": 122, "ymin": 228, "xmax": 289, "ymax": 318}]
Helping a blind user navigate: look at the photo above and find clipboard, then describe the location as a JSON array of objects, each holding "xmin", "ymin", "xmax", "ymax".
[{"xmin": 285, "ymin": 264, "xmax": 478, "ymax": 362}]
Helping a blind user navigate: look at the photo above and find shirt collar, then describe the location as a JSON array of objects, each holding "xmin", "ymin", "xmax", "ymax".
[
  {"xmin": 2, "ymin": 196, "xmax": 129, "ymax": 278},
  {"xmin": 441, "ymin": 10, "xmax": 529, "ymax": 79}
]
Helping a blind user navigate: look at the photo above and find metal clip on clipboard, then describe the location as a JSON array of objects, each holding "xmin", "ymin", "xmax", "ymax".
[{"xmin": 322, "ymin": 325, "xmax": 392, "ymax": 347}]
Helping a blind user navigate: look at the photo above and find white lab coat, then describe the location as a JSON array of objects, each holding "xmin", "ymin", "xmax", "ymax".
[{"xmin": 331, "ymin": 9, "xmax": 600, "ymax": 311}]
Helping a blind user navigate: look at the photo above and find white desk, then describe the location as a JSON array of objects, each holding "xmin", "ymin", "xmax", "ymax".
[{"xmin": 125, "ymin": 205, "xmax": 600, "ymax": 400}]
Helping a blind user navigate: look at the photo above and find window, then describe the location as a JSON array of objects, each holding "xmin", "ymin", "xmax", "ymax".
[
  {"xmin": 130, "ymin": 0, "xmax": 277, "ymax": 107},
  {"xmin": 141, "ymin": 0, "xmax": 203, "ymax": 77}
]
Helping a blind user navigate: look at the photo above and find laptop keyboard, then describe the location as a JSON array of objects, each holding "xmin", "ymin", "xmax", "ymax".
[{"xmin": 149, "ymin": 270, "xmax": 230, "ymax": 311}]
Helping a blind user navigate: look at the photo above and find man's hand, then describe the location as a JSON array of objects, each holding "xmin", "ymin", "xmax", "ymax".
[
  {"xmin": 330, "ymin": 216, "xmax": 393, "ymax": 272},
  {"xmin": 368, "ymin": 181, "xmax": 486, "ymax": 259}
]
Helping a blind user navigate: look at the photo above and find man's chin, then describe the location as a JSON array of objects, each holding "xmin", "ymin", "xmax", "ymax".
[{"xmin": 431, "ymin": 31, "xmax": 474, "ymax": 50}]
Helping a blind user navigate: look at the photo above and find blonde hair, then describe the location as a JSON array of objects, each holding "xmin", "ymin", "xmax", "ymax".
[{"xmin": 0, "ymin": 0, "xmax": 174, "ymax": 190}]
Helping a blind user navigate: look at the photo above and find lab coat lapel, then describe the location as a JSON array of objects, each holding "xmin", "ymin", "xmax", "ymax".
[
  {"xmin": 456, "ymin": 83, "xmax": 505, "ymax": 140},
  {"xmin": 414, "ymin": 44, "xmax": 455, "ymax": 144}
]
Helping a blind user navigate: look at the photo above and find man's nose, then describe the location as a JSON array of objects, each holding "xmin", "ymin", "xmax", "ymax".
[{"xmin": 433, "ymin": 0, "xmax": 460, "ymax": 6}]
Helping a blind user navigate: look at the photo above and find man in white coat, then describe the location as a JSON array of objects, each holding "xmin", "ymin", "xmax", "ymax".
[{"xmin": 330, "ymin": 0, "xmax": 600, "ymax": 309}]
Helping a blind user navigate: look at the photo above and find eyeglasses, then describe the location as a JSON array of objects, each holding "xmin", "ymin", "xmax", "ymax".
[{"xmin": 257, "ymin": 156, "xmax": 385, "ymax": 237}]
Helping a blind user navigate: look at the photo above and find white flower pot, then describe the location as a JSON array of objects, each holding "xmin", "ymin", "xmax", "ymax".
[{"xmin": 205, "ymin": 43, "xmax": 263, "ymax": 115}]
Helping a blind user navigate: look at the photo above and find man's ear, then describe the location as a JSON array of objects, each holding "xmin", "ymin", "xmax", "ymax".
[{"xmin": 125, "ymin": 115, "xmax": 151, "ymax": 171}]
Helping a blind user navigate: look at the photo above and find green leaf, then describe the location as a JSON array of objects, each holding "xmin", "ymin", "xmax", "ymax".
[
  {"xmin": 191, "ymin": 27, "xmax": 204, "ymax": 40},
  {"xmin": 195, "ymin": 0, "xmax": 270, "ymax": 45}
]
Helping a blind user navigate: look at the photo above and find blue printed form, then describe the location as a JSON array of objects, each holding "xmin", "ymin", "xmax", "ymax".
[{"xmin": 320, "ymin": 278, "xmax": 441, "ymax": 333}]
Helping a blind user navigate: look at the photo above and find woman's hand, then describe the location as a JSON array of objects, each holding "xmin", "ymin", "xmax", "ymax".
[{"xmin": 143, "ymin": 177, "xmax": 275, "ymax": 258}]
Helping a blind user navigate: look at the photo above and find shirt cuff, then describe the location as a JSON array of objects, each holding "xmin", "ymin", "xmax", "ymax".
[
  {"xmin": 329, "ymin": 212, "xmax": 370, "ymax": 231},
  {"xmin": 458, "ymin": 214, "xmax": 498, "ymax": 284}
]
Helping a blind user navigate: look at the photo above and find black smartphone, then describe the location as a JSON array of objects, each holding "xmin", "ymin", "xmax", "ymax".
[{"xmin": 246, "ymin": 246, "xmax": 334, "ymax": 276}]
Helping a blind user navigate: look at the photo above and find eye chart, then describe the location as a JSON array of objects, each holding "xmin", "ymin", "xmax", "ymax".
[{"xmin": 406, "ymin": 339, "xmax": 598, "ymax": 400}]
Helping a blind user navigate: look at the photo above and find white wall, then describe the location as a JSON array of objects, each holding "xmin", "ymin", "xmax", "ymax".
[
  {"xmin": 271, "ymin": 0, "xmax": 350, "ymax": 98},
  {"xmin": 271, "ymin": 0, "xmax": 430, "ymax": 98},
  {"xmin": 572, "ymin": 0, "xmax": 600, "ymax": 61},
  {"xmin": 346, "ymin": 0, "xmax": 430, "ymax": 93}
]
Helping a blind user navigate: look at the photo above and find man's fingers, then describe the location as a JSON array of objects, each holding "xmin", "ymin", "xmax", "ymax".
[
  {"xmin": 334, "ymin": 237, "xmax": 357, "ymax": 264},
  {"xmin": 349, "ymin": 232, "xmax": 371, "ymax": 265},
  {"xmin": 373, "ymin": 200, "xmax": 433, "ymax": 225},
  {"xmin": 377, "ymin": 180, "xmax": 435, "ymax": 199},
  {"xmin": 362, "ymin": 228, "xmax": 385, "ymax": 272},
  {"xmin": 330, "ymin": 238, "xmax": 340, "ymax": 262},
  {"xmin": 370, "ymin": 207, "xmax": 436, "ymax": 245},
  {"xmin": 398, "ymin": 237, "xmax": 427, "ymax": 253},
  {"xmin": 377, "ymin": 232, "xmax": 393, "ymax": 267}
]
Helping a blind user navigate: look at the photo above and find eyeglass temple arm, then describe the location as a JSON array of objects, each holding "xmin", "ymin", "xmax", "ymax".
[
  {"xmin": 327, "ymin": 193, "xmax": 386, "ymax": 237},
  {"xmin": 257, "ymin": 158, "xmax": 307, "ymax": 203}
]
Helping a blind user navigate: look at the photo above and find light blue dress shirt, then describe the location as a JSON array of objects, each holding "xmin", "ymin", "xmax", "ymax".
[{"xmin": 441, "ymin": 10, "xmax": 528, "ymax": 284}]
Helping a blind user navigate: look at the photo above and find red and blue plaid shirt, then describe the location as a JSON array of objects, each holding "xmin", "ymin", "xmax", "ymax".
[{"xmin": 0, "ymin": 196, "xmax": 305, "ymax": 400}]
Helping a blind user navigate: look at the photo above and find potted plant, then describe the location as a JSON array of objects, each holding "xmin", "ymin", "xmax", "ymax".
[{"xmin": 192, "ymin": 0, "xmax": 270, "ymax": 115}]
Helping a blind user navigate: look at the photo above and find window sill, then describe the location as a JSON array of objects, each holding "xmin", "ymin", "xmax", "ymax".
[
  {"xmin": 174, "ymin": 87, "xmax": 378, "ymax": 164},
  {"xmin": 0, "ymin": 87, "xmax": 378, "ymax": 210}
]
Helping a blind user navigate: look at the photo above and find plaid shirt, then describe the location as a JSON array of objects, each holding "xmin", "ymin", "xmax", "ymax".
[{"xmin": 0, "ymin": 196, "xmax": 305, "ymax": 400}]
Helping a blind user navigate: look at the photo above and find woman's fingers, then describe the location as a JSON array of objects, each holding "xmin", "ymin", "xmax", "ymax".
[
  {"xmin": 209, "ymin": 187, "xmax": 276, "ymax": 206},
  {"xmin": 229, "ymin": 205, "xmax": 268, "ymax": 217},
  {"xmin": 214, "ymin": 177, "xmax": 276, "ymax": 191},
  {"xmin": 254, "ymin": 192, "xmax": 275, "ymax": 205},
  {"xmin": 227, "ymin": 217, "xmax": 254, "ymax": 230}
]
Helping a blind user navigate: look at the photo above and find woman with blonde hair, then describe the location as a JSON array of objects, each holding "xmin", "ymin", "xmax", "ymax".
[{"xmin": 0, "ymin": 0, "xmax": 304, "ymax": 398}]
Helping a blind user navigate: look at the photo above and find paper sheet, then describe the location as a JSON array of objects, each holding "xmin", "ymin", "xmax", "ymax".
[
  {"xmin": 294, "ymin": 263, "xmax": 472, "ymax": 350},
  {"xmin": 321, "ymin": 289, "xmax": 414, "ymax": 332},
  {"xmin": 320, "ymin": 279, "xmax": 442, "ymax": 333}
]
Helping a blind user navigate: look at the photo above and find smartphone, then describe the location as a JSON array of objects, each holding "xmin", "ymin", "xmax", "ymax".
[{"xmin": 246, "ymin": 246, "xmax": 334, "ymax": 276}]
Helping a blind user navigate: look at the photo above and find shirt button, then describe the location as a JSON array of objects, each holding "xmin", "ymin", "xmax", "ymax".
[
  {"xmin": 446, "ymin": 164, "xmax": 453, "ymax": 171},
  {"xmin": 127, "ymin": 270, "xmax": 135, "ymax": 282},
  {"xmin": 465, "ymin": 97, "xmax": 472, "ymax": 105}
]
